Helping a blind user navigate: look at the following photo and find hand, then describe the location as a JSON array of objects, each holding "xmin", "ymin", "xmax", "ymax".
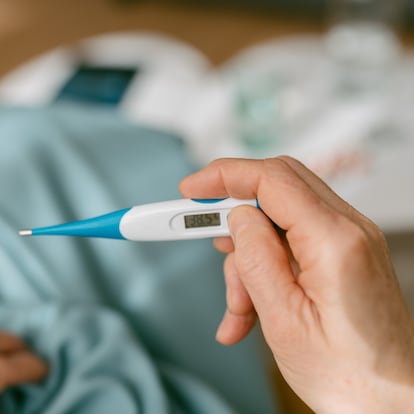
[
  {"xmin": 0, "ymin": 331, "xmax": 48, "ymax": 392},
  {"xmin": 180, "ymin": 157, "xmax": 414, "ymax": 414}
]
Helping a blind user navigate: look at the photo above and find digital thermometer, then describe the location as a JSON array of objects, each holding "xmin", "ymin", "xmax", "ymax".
[{"xmin": 19, "ymin": 198, "xmax": 259, "ymax": 241}]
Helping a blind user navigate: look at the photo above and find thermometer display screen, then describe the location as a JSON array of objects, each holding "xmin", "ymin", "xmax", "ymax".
[{"xmin": 184, "ymin": 213, "xmax": 221, "ymax": 229}]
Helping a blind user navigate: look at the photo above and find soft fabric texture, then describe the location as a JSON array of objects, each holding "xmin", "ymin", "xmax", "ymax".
[{"xmin": 0, "ymin": 106, "xmax": 277, "ymax": 413}]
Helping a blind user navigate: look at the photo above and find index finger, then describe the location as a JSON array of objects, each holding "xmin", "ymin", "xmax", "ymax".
[{"xmin": 179, "ymin": 157, "xmax": 336, "ymax": 234}]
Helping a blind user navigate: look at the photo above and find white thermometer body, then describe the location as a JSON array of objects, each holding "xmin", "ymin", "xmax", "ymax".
[
  {"xmin": 120, "ymin": 198, "xmax": 257, "ymax": 241},
  {"xmin": 20, "ymin": 198, "xmax": 259, "ymax": 241}
]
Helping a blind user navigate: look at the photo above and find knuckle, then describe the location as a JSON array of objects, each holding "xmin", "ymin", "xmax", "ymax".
[
  {"xmin": 208, "ymin": 158, "xmax": 225, "ymax": 168},
  {"xmin": 263, "ymin": 156, "xmax": 289, "ymax": 174},
  {"xmin": 209, "ymin": 157, "xmax": 232, "ymax": 171},
  {"xmin": 234, "ymin": 226, "xmax": 269, "ymax": 278},
  {"xmin": 234, "ymin": 236, "xmax": 259, "ymax": 273},
  {"xmin": 340, "ymin": 218, "xmax": 370, "ymax": 252},
  {"xmin": 342, "ymin": 215, "xmax": 385, "ymax": 252},
  {"xmin": 272, "ymin": 155, "xmax": 298, "ymax": 165},
  {"xmin": 333, "ymin": 215, "xmax": 383, "ymax": 263},
  {"xmin": 236, "ymin": 252, "xmax": 263, "ymax": 278},
  {"xmin": 363, "ymin": 218, "xmax": 387, "ymax": 246},
  {"xmin": 263, "ymin": 155, "xmax": 302, "ymax": 175}
]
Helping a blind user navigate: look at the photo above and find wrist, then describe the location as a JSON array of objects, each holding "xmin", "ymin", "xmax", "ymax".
[
  {"xmin": 318, "ymin": 327, "xmax": 414, "ymax": 414},
  {"xmin": 317, "ymin": 375, "xmax": 414, "ymax": 414},
  {"xmin": 376, "ymin": 379, "xmax": 414, "ymax": 414}
]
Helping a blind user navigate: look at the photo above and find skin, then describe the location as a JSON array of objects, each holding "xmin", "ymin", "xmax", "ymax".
[
  {"xmin": 0, "ymin": 332, "xmax": 48, "ymax": 392},
  {"xmin": 180, "ymin": 156, "xmax": 414, "ymax": 414}
]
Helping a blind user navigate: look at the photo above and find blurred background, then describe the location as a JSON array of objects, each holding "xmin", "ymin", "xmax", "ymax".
[
  {"xmin": 1, "ymin": 1, "xmax": 414, "ymax": 413},
  {"xmin": 2, "ymin": 0, "xmax": 413, "ymax": 77}
]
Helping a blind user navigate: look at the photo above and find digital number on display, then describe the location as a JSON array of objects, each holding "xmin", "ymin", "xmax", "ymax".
[{"xmin": 184, "ymin": 213, "xmax": 221, "ymax": 229}]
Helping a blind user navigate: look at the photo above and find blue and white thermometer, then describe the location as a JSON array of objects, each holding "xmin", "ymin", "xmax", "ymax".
[{"xmin": 19, "ymin": 198, "xmax": 258, "ymax": 241}]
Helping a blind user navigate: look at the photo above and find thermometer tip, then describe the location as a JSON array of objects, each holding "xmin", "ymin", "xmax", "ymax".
[{"xmin": 18, "ymin": 229, "xmax": 32, "ymax": 237}]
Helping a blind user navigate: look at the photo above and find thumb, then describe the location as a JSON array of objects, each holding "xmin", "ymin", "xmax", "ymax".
[{"xmin": 228, "ymin": 206, "xmax": 301, "ymax": 324}]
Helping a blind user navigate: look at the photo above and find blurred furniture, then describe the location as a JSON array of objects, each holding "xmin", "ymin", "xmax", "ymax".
[{"xmin": 0, "ymin": 0, "xmax": 324, "ymax": 77}]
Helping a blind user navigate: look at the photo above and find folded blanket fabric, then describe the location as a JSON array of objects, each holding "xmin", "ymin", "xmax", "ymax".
[{"xmin": 0, "ymin": 106, "xmax": 277, "ymax": 414}]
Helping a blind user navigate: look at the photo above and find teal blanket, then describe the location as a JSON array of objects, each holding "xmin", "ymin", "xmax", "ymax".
[{"xmin": 0, "ymin": 107, "xmax": 277, "ymax": 413}]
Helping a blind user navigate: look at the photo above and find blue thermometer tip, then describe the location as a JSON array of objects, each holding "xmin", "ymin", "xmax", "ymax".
[{"xmin": 18, "ymin": 208, "xmax": 131, "ymax": 240}]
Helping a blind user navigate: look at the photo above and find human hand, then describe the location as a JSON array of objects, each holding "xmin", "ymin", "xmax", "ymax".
[
  {"xmin": 0, "ymin": 331, "xmax": 48, "ymax": 392},
  {"xmin": 180, "ymin": 157, "xmax": 414, "ymax": 414}
]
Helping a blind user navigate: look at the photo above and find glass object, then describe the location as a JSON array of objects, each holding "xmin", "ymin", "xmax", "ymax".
[
  {"xmin": 325, "ymin": 0, "xmax": 405, "ymax": 92},
  {"xmin": 233, "ymin": 68, "xmax": 311, "ymax": 155},
  {"xmin": 234, "ymin": 71, "xmax": 283, "ymax": 153}
]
